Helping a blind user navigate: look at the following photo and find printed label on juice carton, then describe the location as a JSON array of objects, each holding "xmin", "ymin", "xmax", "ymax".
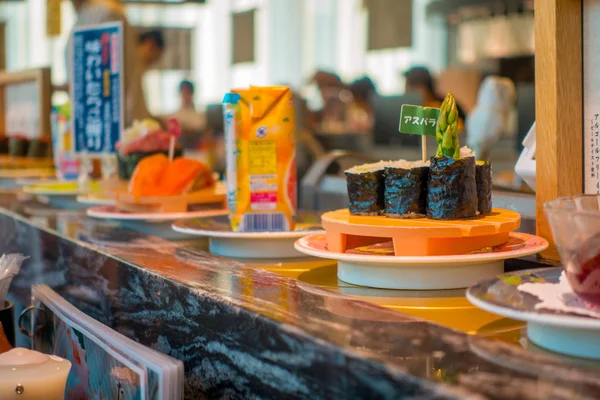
[
  {"xmin": 225, "ymin": 86, "xmax": 297, "ymax": 232},
  {"xmin": 250, "ymin": 192, "xmax": 277, "ymax": 211}
]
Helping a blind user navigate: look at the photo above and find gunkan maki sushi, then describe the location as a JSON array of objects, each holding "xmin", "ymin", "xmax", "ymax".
[
  {"xmin": 476, "ymin": 160, "xmax": 492, "ymax": 215},
  {"xmin": 427, "ymin": 93, "xmax": 478, "ymax": 220},
  {"xmin": 384, "ymin": 160, "xmax": 430, "ymax": 218},
  {"xmin": 345, "ymin": 161, "xmax": 388, "ymax": 215}
]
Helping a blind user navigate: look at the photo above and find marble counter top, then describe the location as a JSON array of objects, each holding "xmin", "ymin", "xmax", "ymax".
[{"xmin": 0, "ymin": 192, "xmax": 599, "ymax": 399}]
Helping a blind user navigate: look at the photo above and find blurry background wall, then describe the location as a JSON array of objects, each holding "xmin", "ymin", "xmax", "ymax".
[{"xmin": 0, "ymin": 0, "xmax": 447, "ymax": 114}]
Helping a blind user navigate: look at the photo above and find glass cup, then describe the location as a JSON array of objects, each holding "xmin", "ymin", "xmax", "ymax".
[{"xmin": 545, "ymin": 195, "xmax": 600, "ymax": 304}]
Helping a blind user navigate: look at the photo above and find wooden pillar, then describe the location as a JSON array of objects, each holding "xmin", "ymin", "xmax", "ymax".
[
  {"xmin": 0, "ymin": 23, "xmax": 5, "ymax": 134},
  {"xmin": 535, "ymin": 0, "xmax": 583, "ymax": 261},
  {"xmin": 0, "ymin": 23, "xmax": 5, "ymax": 71}
]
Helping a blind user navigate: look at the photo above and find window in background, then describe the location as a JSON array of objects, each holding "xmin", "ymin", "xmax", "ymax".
[
  {"xmin": 127, "ymin": 4, "xmax": 199, "ymax": 115},
  {"xmin": 135, "ymin": 27, "xmax": 193, "ymax": 114},
  {"xmin": 1, "ymin": 0, "xmax": 446, "ymax": 110},
  {"xmin": 123, "ymin": 0, "xmax": 206, "ymax": 3},
  {"xmin": 144, "ymin": 70, "xmax": 189, "ymax": 114},
  {"xmin": 362, "ymin": 0, "xmax": 414, "ymax": 95},
  {"xmin": 365, "ymin": 49, "xmax": 412, "ymax": 95},
  {"xmin": 366, "ymin": 0, "xmax": 412, "ymax": 51},
  {"xmin": 137, "ymin": 27, "xmax": 193, "ymax": 71},
  {"xmin": 232, "ymin": 9, "xmax": 256, "ymax": 64}
]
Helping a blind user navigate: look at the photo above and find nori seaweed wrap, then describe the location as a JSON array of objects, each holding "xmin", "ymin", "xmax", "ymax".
[
  {"xmin": 476, "ymin": 161, "xmax": 492, "ymax": 215},
  {"xmin": 384, "ymin": 161, "xmax": 430, "ymax": 217},
  {"xmin": 427, "ymin": 155, "xmax": 478, "ymax": 220},
  {"xmin": 346, "ymin": 162, "xmax": 386, "ymax": 215},
  {"xmin": 427, "ymin": 92, "xmax": 478, "ymax": 220}
]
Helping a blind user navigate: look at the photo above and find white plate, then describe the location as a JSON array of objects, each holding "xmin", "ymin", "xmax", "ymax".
[
  {"xmin": 294, "ymin": 232, "xmax": 548, "ymax": 290},
  {"xmin": 76, "ymin": 195, "xmax": 116, "ymax": 206},
  {"xmin": 172, "ymin": 214, "xmax": 324, "ymax": 259},
  {"xmin": 467, "ymin": 268, "xmax": 600, "ymax": 359},
  {"xmin": 15, "ymin": 177, "xmax": 59, "ymax": 186},
  {"xmin": 87, "ymin": 205, "xmax": 228, "ymax": 222}
]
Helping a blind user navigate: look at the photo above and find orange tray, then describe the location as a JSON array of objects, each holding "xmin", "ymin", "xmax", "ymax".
[
  {"xmin": 108, "ymin": 180, "xmax": 227, "ymax": 213},
  {"xmin": 322, "ymin": 208, "xmax": 521, "ymax": 257}
]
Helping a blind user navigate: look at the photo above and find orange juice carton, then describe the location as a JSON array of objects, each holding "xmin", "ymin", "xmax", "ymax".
[{"xmin": 223, "ymin": 86, "xmax": 297, "ymax": 232}]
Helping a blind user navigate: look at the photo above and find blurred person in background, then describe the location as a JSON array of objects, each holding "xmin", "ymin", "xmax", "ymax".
[
  {"xmin": 349, "ymin": 76, "xmax": 377, "ymax": 112},
  {"xmin": 64, "ymin": 0, "xmax": 150, "ymax": 124},
  {"xmin": 467, "ymin": 76, "xmax": 516, "ymax": 160},
  {"xmin": 404, "ymin": 66, "xmax": 467, "ymax": 125},
  {"xmin": 178, "ymin": 80, "xmax": 196, "ymax": 112},
  {"xmin": 305, "ymin": 71, "xmax": 348, "ymax": 131},
  {"xmin": 167, "ymin": 80, "xmax": 206, "ymax": 150},
  {"xmin": 138, "ymin": 30, "xmax": 166, "ymax": 71},
  {"xmin": 286, "ymin": 83, "xmax": 325, "ymax": 182}
]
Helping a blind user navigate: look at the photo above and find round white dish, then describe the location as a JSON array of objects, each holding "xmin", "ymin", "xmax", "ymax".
[
  {"xmin": 87, "ymin": 205, "xmax": 227, "ymax": 222},
  {"xmin": 467, "ymin": 268, "xmax": 600, "ymax": 359},
  {"xmin": 172, "ymin": 214, "xmax": 324, "ymax": 259},
  {"xmin": 76, "ymin": 195, "xmax": 115, "ymax": 206},
  {"xmin": 294, "ymin": 232, "xmax": 548, "ymax": 290}
]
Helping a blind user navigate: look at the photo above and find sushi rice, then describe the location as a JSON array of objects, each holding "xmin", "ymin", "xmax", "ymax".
[
  {"xmin": 384, "ymin": 160, "xmax": 430, "ymax": 169},
  {"xmin": 345, "ymin": 161, "xmax": 396, "ymax": 216},
  {"xmin": 459, "ymin": 146, "xmax": 476, "ymax": 159},
  {"xmin": 345, "ymin": 161, "xmax": 398, "ymax": 174}
]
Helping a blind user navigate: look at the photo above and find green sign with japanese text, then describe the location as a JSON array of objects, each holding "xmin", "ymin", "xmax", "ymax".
[{"xmin": 399, "ymin": 105, "xmax": 440, "ymax": 136}]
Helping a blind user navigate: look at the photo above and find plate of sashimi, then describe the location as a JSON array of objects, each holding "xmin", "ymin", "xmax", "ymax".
[{"xmin": 86, "ymin": 119, "xmax": 227, "ymax": 222}]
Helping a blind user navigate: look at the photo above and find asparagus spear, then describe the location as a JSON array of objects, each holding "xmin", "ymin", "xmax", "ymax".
[{"xmin": 435, "ymin": 93, "xmax": 460, "ymax": 159}]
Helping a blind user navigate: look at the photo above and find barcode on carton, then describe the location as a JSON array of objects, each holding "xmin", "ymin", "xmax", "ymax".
[{"xmin": 241, "ymin": 213, "xmax": 287, "ymax": 232}]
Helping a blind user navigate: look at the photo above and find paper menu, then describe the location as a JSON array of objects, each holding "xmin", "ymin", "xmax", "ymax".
[
  {"xmin": 4, "ymin": 82, "xmax": 40, "ymax": 140},
  {"xmin": 31, "ymin": 285, "xmax": 183, "ymax": 400}
]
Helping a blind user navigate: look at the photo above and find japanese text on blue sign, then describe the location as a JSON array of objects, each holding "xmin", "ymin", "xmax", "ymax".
[{"xmin": 72, "ymin": 22, "xmax": 123, "ymax": 153}]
